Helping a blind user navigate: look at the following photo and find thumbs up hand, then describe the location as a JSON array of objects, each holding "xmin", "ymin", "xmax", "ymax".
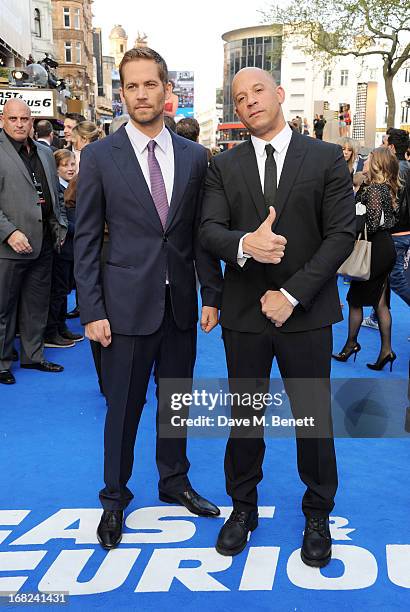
[{"xmin": 242, "ymin": 207, "xmax": 287, "ymax": 264}]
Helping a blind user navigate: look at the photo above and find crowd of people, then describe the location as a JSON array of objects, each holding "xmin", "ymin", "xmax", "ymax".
[
  {"xmin": 0, "ymin": 102, "xmax": 408, "ymax": 386},
  {"xmin": 332, "ymin": 127, "xmax": 410, "ymax": 370},
  {"xmin": 0, "ymin": 45, "xmax": 409, "ymax": 570},
  {"xmin": 0, "ymin": 104, "xmax": 226, "ymax": 386}
]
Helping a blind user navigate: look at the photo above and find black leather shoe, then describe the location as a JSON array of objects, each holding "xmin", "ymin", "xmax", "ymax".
[
  {"xmin": 216, "ymin": 509, "xmax": 258, "ymax": 556},
  {"xmin": 0, "ymin": 370, "xmax": 16, "ymax": 385},
  {"xmin": 21, "ymin": 360, "xmax": 64, "ymax": 372},
  {"xmin": 66, "ymin": 307, "xmax": 80, "ymax": 319},
  {"xmin": 60, "ymin": 329, "xmax": 84, "ymax": 342},
  {"xmin": 97, "ymin": 510, "xmax": 124, "ymax": 550},
  {"xmin": 159, "ymin": 487, "xmax": 220, "ymax": 517},
  {"xmin": 301, "ymin": 516, "xmax": 332, "ymax": 567}
]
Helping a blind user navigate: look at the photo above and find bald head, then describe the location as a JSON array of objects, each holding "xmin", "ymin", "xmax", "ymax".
[
  {"xmin": 2, "ymin": 99, "xmax": 33, "ymax": 142},
  {"xmin": 3, "ymin": 98, "xmax": 31, "ymax": 117},
  {"xmin": 232, "ymin": 67, "xmax": 286, "ymax": 140},
  {"xmin": 232, "ymin": 67, "xmax": 276, "ymax": 95}
]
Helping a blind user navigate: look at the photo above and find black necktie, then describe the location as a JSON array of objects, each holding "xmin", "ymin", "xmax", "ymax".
[{"xmin": 264, "ymin": 144, "xmax": 277, "ymax": 211}]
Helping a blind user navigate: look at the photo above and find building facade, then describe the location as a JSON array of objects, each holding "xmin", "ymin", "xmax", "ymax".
[
  {"xmin": 109, "ymin": 25, "xmax": 128, "ymax": 69},
  {"xmin": 51, "ymin": 0, "xmax": 95, "ymax": 119},
  {"xmin": 219, "ymin": 24, "xmax": 410, "ymax": 148},
  {"xmin": 197, "ymin": 103, "xmax": 223, "ymax": 149},
  {"xmin": 30, "ymin": 0, "xmax": 55, "ymax": 63},
  {"xmin": 219, "ymin": 25, "xmax": 282, "ymax": 147},
  {"xmin": 0, "ymin": 1, "xmax": 32, "ymax": 70}
]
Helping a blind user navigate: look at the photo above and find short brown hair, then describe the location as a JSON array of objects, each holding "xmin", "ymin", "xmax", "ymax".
[
  {"xmin": 54, "ymin": 149, "xmax": 75, "ymax": 167},
  {"xmin": 175, "ymin": 118, "xmax": 200, "ymax": 142},
  {"xmin": 119, "ymin": 47, "xmax": 168, "ymax": 86}
]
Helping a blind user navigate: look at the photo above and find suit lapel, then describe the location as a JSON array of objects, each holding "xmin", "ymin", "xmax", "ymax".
[
  {"xmin": 165, "ymin": 131, "xmax": 192, "ymax": 231},
  {"xmin": 272, "ymin": 131, "xmax": 308, "ymax": 230},
  {"xmin": 111, "ymin": 126, "xmax": 163, "ymax": 232},
  {"xmin": 0, "ymin": 133, "xmax": 35, "ymax": 189},
  {"xmin": 237, "ymin": 140, "xmax": 266, "ymax": 222}
]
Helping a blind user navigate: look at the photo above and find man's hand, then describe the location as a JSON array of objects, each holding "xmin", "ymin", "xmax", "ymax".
[
  {"xmin": 243, "ymin": 207, "xmax": 286, "ymax": 264},
  {"xmin": 260, "ymin": 290, "xmax": 294, "ymax": 327},
  {"xmin": 7, "ymin": 230, "xmax": 33, "ymax": 254},
  {"xmin": 200, "ymin": 306, "xmax": 219, "ymax": 333},
  {"xmin": 85, "ymin": 319, "xmax": 112, "ymax": 347}
]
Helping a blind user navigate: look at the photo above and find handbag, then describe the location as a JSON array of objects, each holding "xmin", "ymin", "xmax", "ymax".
[{"xmin": 337, "ymin": 223, "xmax": 371, "ymax": 281}]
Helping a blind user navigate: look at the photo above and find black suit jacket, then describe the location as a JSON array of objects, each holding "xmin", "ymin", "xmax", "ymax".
[
  {"xmin": 200, "ymin": 132, "xmax": 356, "ymax": 333},
  {"xmin": 74, "ymin": 126, "xmax": 222, "ymax": 335}
]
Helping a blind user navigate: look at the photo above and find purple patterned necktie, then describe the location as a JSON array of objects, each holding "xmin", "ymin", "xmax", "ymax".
[{"xmin": 147, "ymin": 140, "xmax": 169, "ymax": 228}]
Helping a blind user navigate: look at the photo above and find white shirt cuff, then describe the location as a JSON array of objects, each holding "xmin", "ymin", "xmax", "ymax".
[
  {"xmin": 280, "ymin": 288, "xmax": 299, "ymax": 307},
  {"xmin": 237, "ymin": 233, "xmax": 252, "ymax": 267}
]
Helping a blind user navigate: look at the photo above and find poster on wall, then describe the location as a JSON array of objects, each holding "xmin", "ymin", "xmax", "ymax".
[{"xmin": 168, "ymin": 71, "xmax": 194, "ymax": 120}]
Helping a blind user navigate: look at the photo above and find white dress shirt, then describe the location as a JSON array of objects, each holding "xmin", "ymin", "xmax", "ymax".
[
  {"xmin": 125, "ymin": 121, "xmax": 174, "ymax": 204},
  {"xmin": 237, "ymin": 123, "xmax": 298, "ymax": 307},
  {"xmin": 125, "ymin": 121, "xmax": 174, "ymax": 284}
]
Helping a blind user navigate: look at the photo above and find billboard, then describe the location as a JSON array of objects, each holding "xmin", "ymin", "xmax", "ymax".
[
  {"xmin": 0, "ymin": 88, "xmax": 56, "ymax": 118},
  {"xmin": 169, "ymin": 71, "xmax": 194, "ymax": 119},
  {"xmin": 0, "ymin": 0, "xmax": 31, "ymax": 60}
]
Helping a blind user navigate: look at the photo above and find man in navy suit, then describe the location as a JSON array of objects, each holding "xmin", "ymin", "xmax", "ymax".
[{"xmin": 74, "ymin": 48, "xmax": 223, "ymax": 549}]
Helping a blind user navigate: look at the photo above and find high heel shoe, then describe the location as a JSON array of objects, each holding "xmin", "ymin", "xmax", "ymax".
[
  {"xmin": 332, "ymin": 343, "xmax": 361, "ymax": 362},
  {"xmin": 366, "ymin": 352, "xmax": 396, "ymax": 372}
]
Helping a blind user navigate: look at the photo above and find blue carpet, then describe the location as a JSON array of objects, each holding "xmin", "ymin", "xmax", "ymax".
[{"xmin": 0, "ymin": 279, "xmax": 409, "ymax": 610}]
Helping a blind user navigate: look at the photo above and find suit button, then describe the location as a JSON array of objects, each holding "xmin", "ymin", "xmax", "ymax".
[{"xmin": 38, "ymin": 219, "xmax": 42, "ymax": 223}]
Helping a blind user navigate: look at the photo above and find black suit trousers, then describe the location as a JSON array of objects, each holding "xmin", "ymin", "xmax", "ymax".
[
  {"xmin": 222, "ymin": 324, "xmax": 337, "ymax": 518},
  {"xmin": 99, "ymin": 288, "xmax": 197, "ymax": 511},
  {"xmin": 0, "ymin": 232, "xmax": 53, "ymax": 370},
  {"xmin": 45, "ymin": 253, "xmax": 73, "ymax": 337}
]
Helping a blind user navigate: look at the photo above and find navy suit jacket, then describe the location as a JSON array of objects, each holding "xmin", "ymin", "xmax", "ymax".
[{"xmin": 74, "ymin": 125, "xmax": 222, "ymax": 335}]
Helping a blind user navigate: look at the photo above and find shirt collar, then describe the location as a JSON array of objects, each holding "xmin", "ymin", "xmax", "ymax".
[
  {"xmin": 251, "ymin": 123, "xmax": 293, "ymax": 157},
  {"xmin": 59, "ymin": 177, "xmax": 68, "ymax": 188},
  {"xmin": 125, "ymin": 121, "xmax": 170, "ymax": 154},
  {"xmin": 5, "ymin": 131, "xmax": 36, "ymax": 154}
]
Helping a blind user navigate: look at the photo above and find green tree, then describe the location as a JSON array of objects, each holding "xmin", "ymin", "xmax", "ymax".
[{"xmin": 263, "ymin": 0, "xmax": 410, "ymax": 127}]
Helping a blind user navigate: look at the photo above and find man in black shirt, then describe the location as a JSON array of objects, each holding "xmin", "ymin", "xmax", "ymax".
[{"xmin": 0, "ymin": 99, "xmax": 67, "ymax": 384}]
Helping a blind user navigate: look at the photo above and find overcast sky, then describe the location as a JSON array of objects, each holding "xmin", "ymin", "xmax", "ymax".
[{"xmin": 92, "ymin": 0, "xmax": 275, "ymax": 112}]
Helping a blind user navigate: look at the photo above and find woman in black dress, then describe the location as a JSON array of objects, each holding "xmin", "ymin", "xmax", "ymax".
[{"xmin": 333, "ymin": 147, "xmax": 400, "ymax": 370}]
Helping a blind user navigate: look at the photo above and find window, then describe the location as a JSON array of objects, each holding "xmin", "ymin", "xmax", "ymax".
[
  {"xmin": 63, "ymin": 7, "xmax": 70, "ymax": 28},
  {"xmin": 340, "ymin": 70, "xmax": 348, "ymax": 86},
  {"xmin": 34, "ymin": 8, "xmax": 41, "ymax": 37},
  {"xmin": 120, "ymin": 44, "xmax": 124, "ymax": 52},
  {"xmin": 405, "ymin": 68, "xmax": 410, "ymax": 83},
  {"xmin": 64, "ymin": 42, "xmax": 72, "ymax": 63},
  {"xmin": 324, "ymin": 69, "xmax": 332, "ymax": 87},
  {"xmin": 401, "ymin": 105, "xmax": 409, "ymax": 124},
  {"xmin": 74, "ymin": 8, "xmax": 80, "ymax": 30},
  {"xmin": 75, "ymin": 42, "xmax": 81, "ymax": 64}
]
